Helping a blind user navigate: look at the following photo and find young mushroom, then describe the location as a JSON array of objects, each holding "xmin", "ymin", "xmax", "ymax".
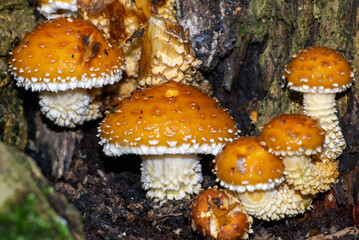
[
  {"xmin": 9, "ymin": 17, "xmax": 125, "ymax": 127},
  {"xmin": 214, "ymin": 136, "xmax": 285, "ymax": 192},
  {"xmin": 98, "ymin": 81, "xmax": 239, "ymax": 202},
  {"xmin": 214, "ymin": 136, "xmax": 315, "ymax": 220},
  {"xmin": 191, "ymin": 186, "xmax": 253, "ymax": 240},
  {"xmin": 284, "ymin": 46, "xmax": 354, "ymax": 161},
  {"xmin": 259, "ymin": 114, "xmax": 339, "ymax": 194}
]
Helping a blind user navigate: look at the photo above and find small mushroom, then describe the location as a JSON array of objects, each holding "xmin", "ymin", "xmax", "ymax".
[
  {"xmin": 284, "ymin": 46, "xmax": 354, "ymax": 161},
  {"xmin": 259, "ymin": 114, "xmax": 338, "ymax": 195},
  {"xmin": 190, "ymin": 186, "xmax": 253, "ymax": 240},
  {"xmin": 98, "ymin": 81, "xmax": 239, "ymax": 202},
  {"xmin": 9, "ymin": 17, "xmax": 125, "ymax": 127},
  {"xmin": 214, "ymin": 136, "xmax": 285, "ymax": 192}
]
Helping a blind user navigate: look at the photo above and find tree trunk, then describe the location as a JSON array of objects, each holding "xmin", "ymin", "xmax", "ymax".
[{"xmin": 0, "ymin": 0, "xmax": 35, "ymax": 150}]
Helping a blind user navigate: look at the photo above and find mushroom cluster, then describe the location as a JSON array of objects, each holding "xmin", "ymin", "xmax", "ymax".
[
  {"xmin": 208, "ymin": 46, "xmax": 353, "ymax": 223},
  {"xmin": 259, "ymin": 114, "xmax": 339, "ymax": 195},
  {"xmin": 284, "ymin": 46, "xmax": 354, "ymax": 162},
  {"xmin": 98, "ymin": 81, "xmax": 239, "ymax": 202},
  {"xmin": 9, "ymin": 17, "xmax": 125, "ymax": 127},
  {"xmin": 9, "ymin": 3, "xmax": 354, "ymax": 237},
  {"xmin": 213, "ymin": 136, "xmax": 314, "ymax": 221}
]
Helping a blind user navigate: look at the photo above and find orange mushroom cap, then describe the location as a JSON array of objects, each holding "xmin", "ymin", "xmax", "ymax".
[
  {"xmin": 259, "ymin": 114, "xmax": 325, "ymax": 156},
  {"xmin": 190, "ymin": 187, "xmax": 252, "ymax": 240},
  {"xmin": 284, "ymin": 46, "xmax": 354, "ymax": 93},
  {"xmin": 9, "ymin": 17, "xmax": 125, "ymax": 92},
  {"xmin": 99, "ymin": 81, "xmax": 239, "ymax": 156},
  {"xmin": 214, "ymin": 137, "xmax": 285, "ymax": 192}
]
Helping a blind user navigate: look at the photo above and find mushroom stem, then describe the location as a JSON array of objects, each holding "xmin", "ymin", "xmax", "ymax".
[
  {"xmin": 39, "ymin": 89, "xmax": 101, "ymax": 127},
  {"xmin": 303, "ymin": 93, "xmax": 346, "ymax": 161},
  {"xmin": 282, "ymin": 155, "xmax": 339, "ymax": 195},
  {"xmin": 140, "ymin": 154, "xmax": 202, "ymax": 202},
  {"xmin": 234, "ymin": 183, "xmax": 314, "ymax": 221}
]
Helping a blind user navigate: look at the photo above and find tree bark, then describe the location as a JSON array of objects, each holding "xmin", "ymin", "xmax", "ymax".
[{"xmin": 0, "ymin": 0, "xmax": 35, "ymax": 150}]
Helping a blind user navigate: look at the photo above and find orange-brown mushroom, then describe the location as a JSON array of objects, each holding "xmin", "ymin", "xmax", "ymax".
[
  {"xmin": 98, "ymin": 81, "xmax": 239, "ymax": 201},
  {"xmin": 191, "ymin": 187, "xmax": 253, "ymax": 239},
  {"xmin": 284, "ymin": 46, "xmax": 354, "ymax": 161},
  {"xmin": 214, "ymin": 137, "xmax": 285, "ymax": 192},
  {"xmin": 9, "ymin": 17, "xmax": 125, "ymax": 127},
  {"xmin": 259, "ymin": 114, "xmax": 338, "ymax": 195}
]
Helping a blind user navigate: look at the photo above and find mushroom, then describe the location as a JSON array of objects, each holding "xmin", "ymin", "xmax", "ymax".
[
  {"xmin": 259, "ymin": 114, "xmax": 335, "ymax": 193},
  {"xmin": 213, "ymin": 136, "xmax": 285, "ymax": 192},
  {"xmin": 9, "ymin": 17, "xmax": 125, "ymax": 127},
  {"xmin": 37, "ymin": 0, "xmax": 78, "ymax": 18},
  {"xmin": 284, "ymin": 46, "xmax": 354, "ymax": 161},
  {"xmin": 138, "ymin": 16, "xmax": 202, "ymax": 87},
  {"xmin": 259, "ymin": 114, "xmax": 339, "ymax": 195},
  {"xmin": 213, "ymin": 136, "xmax": 315, "ymax": 220},
  {"xmin": 234, "ymin": 183, "xmax": 313, "ymax": 221},
  {"xmin": 190, "ymin": 186, "xmax": 253, "ymax": 240},
  {"xmin": 98, "ymin": 81, "xmax": 239, "ymax": 202}
]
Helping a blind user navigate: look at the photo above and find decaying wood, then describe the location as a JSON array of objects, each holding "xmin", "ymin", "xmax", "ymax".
[{"xmin": 27, "ymin": 111, "xmax": 82, "ymax": 179}]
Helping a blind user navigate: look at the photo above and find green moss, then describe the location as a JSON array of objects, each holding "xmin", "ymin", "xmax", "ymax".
[{"xmin": 0, "ymin": 193, "xmax": 74, "ymax": 240}]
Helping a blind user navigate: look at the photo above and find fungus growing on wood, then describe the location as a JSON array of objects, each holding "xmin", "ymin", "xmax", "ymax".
[
  {"xmin": 284, "ymin": 46, "xmax": 354, "ymax": 161},
  {"xmin": 259, "ymin": 114, "xmax": 338, "ymax": 195},
  {"xmin": 138, "ymin": 16, "xmax": 202, "ymax": 87},
  {"xmin": 214, "ymin": 137, "xmax": 285, "ymax": 192},
  {"xmin": 98, "ymin": 81, "xmax": 239, "ymax": 202},
  {"xmin": 9, "ymin": 17, "xmax": 125, "ymax": 127},
  {"xmin": 234, "ymin": 183, "xmax": 314, "ymax": 221},
  {"xmin": 191, "ymin": 187, "xmax": 253, "ymax": 240}
]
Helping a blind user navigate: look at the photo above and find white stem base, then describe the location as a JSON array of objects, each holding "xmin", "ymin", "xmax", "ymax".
[
  {"xmin": 39, "ymin": 89, "xmax": 101, "ymax": 127},
  {"xmin": 303, "ymin": 93, "xmax": 346, "ymax": 161},
  {"xmin": 141, "ymin": 154, "xmax": 202, "ymax": 202}
]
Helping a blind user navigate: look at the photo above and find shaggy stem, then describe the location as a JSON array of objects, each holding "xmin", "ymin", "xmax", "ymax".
[
  {"xmin": 39, "ymin": 89, "xmax": 100, "ymax": 127},
  {"xmin": 140, "ymin": 154, "xmax": 202, "ymax": 202},
  {"xmin": 282, "ymin": 155, "xmax": 339, "ymax": 195},
  {"xmin": 303, "ymin": 93, "xmax": 346, "ymax": 161}
]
